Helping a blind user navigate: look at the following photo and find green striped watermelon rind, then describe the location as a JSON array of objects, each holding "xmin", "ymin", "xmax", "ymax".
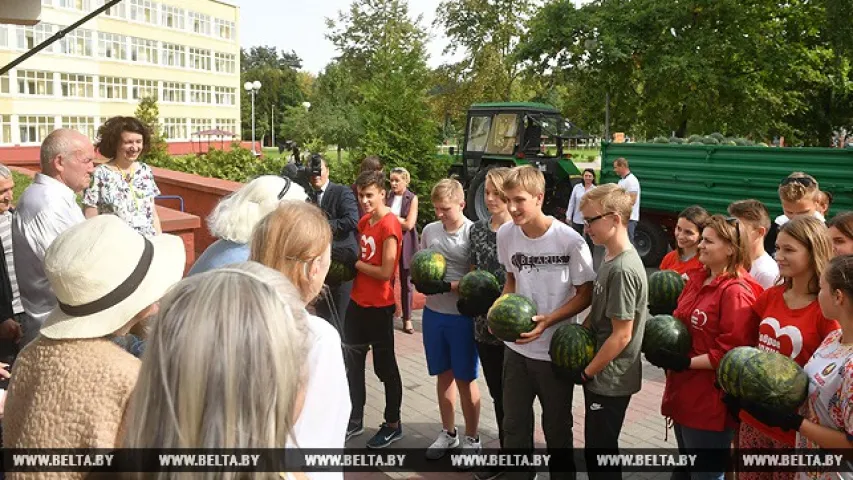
[
  {"xmin": 549, "ymin": 323, "xmax": 596, "ymax": 371},
  {"xmin": 716, "ymin": 346, "xmax": 809, "ymax": 413},
  {"xmin": 641, "ymin": 314, "xmax": 692, "ymax": 357},
  {"xmin": 411, "ymin": 249, "xmax": 447, "ymax": 287},
  {"xmin": 325, "ymin": 260, "xmax": 357, "ymax": 286},
  {"xmin": 458, "ymin": 270, "xmax": 502, "ymax": 303},
  {"xmin": 648, "ymin": 270, "xmax": 685, "ymax": 314},
  {"xmin": 487, "ymin": 293, "xmax": 537, "ymax": 342}
]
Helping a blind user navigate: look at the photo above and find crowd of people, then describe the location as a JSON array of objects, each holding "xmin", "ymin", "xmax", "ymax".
[{"xmin": 0, "ymin": 116, "xmax": 851, "ymax": 480}]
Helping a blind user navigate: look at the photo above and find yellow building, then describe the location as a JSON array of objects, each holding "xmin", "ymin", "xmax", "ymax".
[{"xmin": 0, "ymin": 0, "xmax": 240, "ymax": 147}]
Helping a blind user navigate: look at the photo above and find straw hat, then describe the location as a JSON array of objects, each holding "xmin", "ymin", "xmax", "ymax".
[{"xmin": 40, "ymin": 215, "xmax": 186, "ymax": 340}]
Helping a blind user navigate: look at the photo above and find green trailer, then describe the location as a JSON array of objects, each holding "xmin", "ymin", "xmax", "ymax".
[{"xmin": 600, "ymin": 142, "xmax": 853, "ymax": 267}]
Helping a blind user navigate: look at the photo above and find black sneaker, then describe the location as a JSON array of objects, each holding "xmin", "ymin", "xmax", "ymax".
[
  {"xmin": 346, "ymin": 419, "xmax": 364, "ymax": 441},
  {"xmin": 366, "ymin": 422, "xmax": 403, "ymax": 449}
]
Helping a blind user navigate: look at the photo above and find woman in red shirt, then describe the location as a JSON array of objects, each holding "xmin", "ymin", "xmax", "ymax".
[
  {"xmin": 646, "ymin": 215, "xmax": 762, "ymax": 480},
  {"xmin": 659, "ymin": 206, "xmax": 710, "ymax": 276},
  {"xmin": 736, "ymin": 216, "xmax": 838, "ymax": 479}
]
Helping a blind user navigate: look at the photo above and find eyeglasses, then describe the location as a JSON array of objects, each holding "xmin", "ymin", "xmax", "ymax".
[
  {"xmin": 725, "ymin": 216, "xmax": 741, "ymax": 245},
  {"xmin": 780, "ymin": 177, "xmax": 815, "ymax": 187},
  {"xmin": 583, "ymin": 212, "xmax": 615, "ymax": 226}
]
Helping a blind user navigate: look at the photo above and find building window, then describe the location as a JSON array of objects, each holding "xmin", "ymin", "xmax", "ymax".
[
  {"xmin": 214, "ymin": 18, "xmax": 234, "ymax": 39},
  {"xmin": 0, "ymin": 26, "xmax": 8, "ymax": 48},
  {"xmin": 0, "ymin": 73, "xmax": 9, "ymax": 94},
  {"xmin": 61, "ymin": 116, "xmax": 96, "ymax": 139},
  {"xmin": 188, "ymin": 48, "xmax": 210, "ymax": 71},
  {"xmin": 131, "ymin": 79, "xmax": 157, "ymax": 100},
  {"xmin": 100, "ymin": 76, "xmax": 128, "ymax": 99},
  {"xmin": 130, "ymin": 37, "xmax": 158, "ymax": 64},
  {"xmin": 161, "ymin": 5, "xmax": 184, "ymax": 29},
  {"xmin": 190, "ymin": 118, "xmax": 212, "ymax": 134},
  {"xmin": 19, "ymin": 115, "xmax": 54, "ymax": 143},
  {"xmin": 163, "ymin": 117, "xmax": 187, "ymax": 140},
  {"xmin": 162, "ymin": 82, "xmax": 185, "ymax": 102},
  {"xmin": 129, "ymin": 0, "xmax": 157, "ymax": 24},
  {"xmin": 99, "ymin": 32, "xmax": 127, "ymax": 60},
  {"xmin": 41, "ymin": 0, "xmax": 53, "ymax": 5},
  {"xmin": 161, "ymin": 43, "xmax": 185, "ymax": 67},
  {"xmin": 101, "ymin": 0, "xmax": 126, "ymax": 18},
  {"xmin": 188, "ymin": 11, "xmax": 210, "ymax": 35},
  {"xmin": 17, "ymin": 24, "xmax": 57, "ymax": 52},
  {"xmin": 17, "ymin": 70, "xmax": 54, "ymax": 96},
  {"xmin": 215, "ymin": 118, "xmax": 237, "ymax": 135},
  {"xmin": 59, "ymin": 28, "xmax": 94, "ymax": 57},
  {"xmin": 213, "ymin": 86, "xmax": 235, "ymax": 106},
  {"xmin": 189, "ymin": 84, "xmax": 211, "ymax": 104},
  {"xmin": 57, "ymin": 0, "xmax": 89, "ymax": 10},
  {"xmin": 60, "ymin": 73, "xmax": 94, "ymax": 98},
  {"xmin": 214, "ymin": 52, "xmax": 235, "ymax": 74},
  {"xmin": 0, "ymin": 115, "xmax": 11, "ymax": 145}
]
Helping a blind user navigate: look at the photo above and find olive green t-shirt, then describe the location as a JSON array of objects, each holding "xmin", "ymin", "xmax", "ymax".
[{"xmin": 585, "ymin": 248, "xmax": 648, "ymax": 397}]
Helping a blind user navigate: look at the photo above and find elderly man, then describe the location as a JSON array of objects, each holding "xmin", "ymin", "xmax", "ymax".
[
  {"xmin": 0, "ymin": 165, "xmax": 23, "ymax": 372},
  {"xmin": 13, "ymin": 129, "xmax": 95, "ymax": 346}
]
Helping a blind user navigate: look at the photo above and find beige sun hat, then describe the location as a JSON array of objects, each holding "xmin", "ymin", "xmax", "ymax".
[{"xmin": 40, "ymin": 215, "xmax": 186, "ymax": 340}]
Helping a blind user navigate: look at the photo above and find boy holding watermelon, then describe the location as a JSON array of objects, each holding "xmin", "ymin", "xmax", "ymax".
[
  {"xmin": 577, "ymin": 183, "xmax": 648, "ymax": 480},
  {"xmin": 416, "ymin": 178, "xmax": 482, "ymax": 460},
  {"xmin": 497, "ymin": 165, "xmax": 596, "ymax": 480}
]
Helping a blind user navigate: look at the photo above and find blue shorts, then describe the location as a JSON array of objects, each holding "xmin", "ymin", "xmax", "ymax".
[{"xmin": 422, "ymin": 307, "xmax": 479, "ymax": 381}]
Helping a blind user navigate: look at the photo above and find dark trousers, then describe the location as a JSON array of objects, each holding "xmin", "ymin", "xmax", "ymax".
[
  {"xmin": 628, "ymin": 220, "xmax": 638, "ymax": 245},
  {"xmin": 502, "ymin": 348, "xmax": 576, "ymax": 480},
  {"xmin": 583, "ymin": 389, "xmax": 633, "ymax": 480},
  {"xmin": 390, "ymin": 264, "xmax": 413, "ymax": 321},
  {"xmin": 315, "ymin": 280, "xmax": 352, "ymax": 336},
  {"xmin": 476, "ymin": 341, "xmax": 505, "ymax": 447},
  {"xmin": 344, "ymin": 302, "xmax": 403, "ymax": 424}
]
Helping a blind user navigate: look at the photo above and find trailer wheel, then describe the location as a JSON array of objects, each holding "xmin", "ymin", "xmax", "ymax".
[
  {"xmin": 464, "ymin": 166, "xmax": 495, "ymax": 222},
  {"xmin": 635, "ymin": 219, "xmax": 669, "ymax": 267}
]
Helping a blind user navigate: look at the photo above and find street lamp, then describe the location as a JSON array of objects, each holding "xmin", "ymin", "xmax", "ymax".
[{"xmin": 244, "ymin": 80, "xmax": 262, "ymax": 155}]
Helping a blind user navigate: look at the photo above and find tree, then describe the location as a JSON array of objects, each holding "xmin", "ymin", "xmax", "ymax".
[
  {"xmin": 240, "ymin": 46, "xmax": 306, "ymax": 145},
  {"xmin": 309, "ymin": 61, "xmax": 364, "ymax": 162},
  {"xmin": 327, "ymin": 0, "xmax": 443, "ymax": 224},
  {"xmin": 134, "ymin": 96, "xmax": 169, "ymax": 162}
]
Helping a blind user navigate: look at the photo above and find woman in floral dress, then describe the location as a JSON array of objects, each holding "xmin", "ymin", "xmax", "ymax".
[{"xmin": 83, "ymin": 116, "xmax": 162, "ymax": 236}]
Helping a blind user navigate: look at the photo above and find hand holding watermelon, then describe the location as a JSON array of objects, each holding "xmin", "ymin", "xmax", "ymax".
[
  {"xmin": 486, "ymin": 294, "xmax": 538, "ymax": 342},
  {"xmin": 516, "ymin": 314, "xmax": 549, "ymax": 344},
  {"xmin": 739, "ymin": 399, "xmax": 804, "ymax": 432},
  {"xmin": 417, "ymin": 280, "xmax": 452, "ymax": 295},
  {"xmin": 645, "ymin": 349, "xmax": 691, "ymax": 372},
  {"xmin": 457, "ymin": 271, "xmax": 502, "ymax": 316}
]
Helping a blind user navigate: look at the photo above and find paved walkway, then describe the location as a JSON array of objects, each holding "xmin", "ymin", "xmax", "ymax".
[{"xmin": 344, "ymin": 307, "xmax": 676, "ymax": 480}]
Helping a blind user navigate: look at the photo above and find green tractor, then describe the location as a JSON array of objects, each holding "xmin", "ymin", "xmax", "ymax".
[{"xmin": 449, "ymin": 102, "xmax": 589, "ymax": 221}]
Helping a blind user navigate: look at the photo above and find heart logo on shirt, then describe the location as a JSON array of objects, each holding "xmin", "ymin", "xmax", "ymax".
[
  {"xmin": 691, "ymin": 309, "xmax": 708, "ymax": 328},
  {"xmin": 758, "ymin": 317, "xmax": 804, "ymax": 360}
]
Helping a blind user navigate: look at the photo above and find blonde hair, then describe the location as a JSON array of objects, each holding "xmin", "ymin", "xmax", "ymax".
[
  {"xmin": 778, "ymin": 172, "xmax": 819, "ymax": 203},
  {"xmin": 122, "ymin": 262, "xmax": 309, "ymax": 465},
  {"xmin": 485, "ymin": 167, "xmax": 511, "ymax": 200},
  {"xmin": 251, "ymin": 201, "xmax": 332, "ymax": 303},
  {"xmin": 613, "ymin": 157, "xmax": 629, "ymax": 168},
  {"xmin": 431, "ymin": 178, "xmax": 464, "ymax": 203},
  {"xmin": 579, "ymin": 183, "xmax": 633, "ymax": 226},
  {"xmin": 390, "ymin": 167, "xmax": 410, "ymax": 184},
  {"xmin": 704, "ymin": 215, "xmax": 753, "ymax": 275},
  {"xmin": 208, "ymin": 176, "xmax": 307, "ymax": 244},
  {"xmin": 503, "ymin": 165, "xmax": 545, "ymax": 197},
  {"xmin": 778, "ymin": 216, "xmax": 832, "ymax": 293},
  {"xmin": 728, "ymin": 199, "xmax": 771, "ymax": 230}
]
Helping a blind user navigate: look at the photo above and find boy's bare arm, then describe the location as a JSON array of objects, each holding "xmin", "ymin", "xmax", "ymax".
[
  {"xmin": 355, "ymin": 236, "xmax": 399, "ymax": 281},
  {"xmin": 516, "ymin": 282, "xmax": 593, "ymax": 344},
  {"xmin": 502, "ymin": 272, "xmax": 516, "ymax": 295}
]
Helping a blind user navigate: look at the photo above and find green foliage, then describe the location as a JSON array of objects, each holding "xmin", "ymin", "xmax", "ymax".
[
  {"xmin": 134, "ymin": 97, "xmax": 169, "ymax": 164},
  {"xmin": 12, "ymin": 171, "xmax": 32, "ymax": 202},
  {"xmin": 146, "ymin": 144, "xmax": 288, "ymax": 183},
  {"xmin": 240, "ymin": 46, "xmax": 307, "ymax": 146}
]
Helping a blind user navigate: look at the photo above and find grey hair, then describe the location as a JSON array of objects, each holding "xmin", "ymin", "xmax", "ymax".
[
  {"xmin": 121, "ymin": 261, "xmax": 310, "ymax": 467},
  {"xmin": 39, "ymin": 129, "xmax": 86, "ymax": 173},
  {"xmin": 207, "ymin": 175, "xmax": 307, "ymax": 244},
  {"xmin": 0, "ymin": 164, "xmax": 11, "ymax": 180}
]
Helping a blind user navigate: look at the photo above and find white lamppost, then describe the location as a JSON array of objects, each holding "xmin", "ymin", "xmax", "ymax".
[{"xmin": 244, "ymin": 80, "xmax": 262, "ymax": 155}]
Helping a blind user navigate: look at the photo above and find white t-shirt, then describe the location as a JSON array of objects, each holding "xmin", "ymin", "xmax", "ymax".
[
  {"xmin": 290, "ymin": 314, "xmax": 350, "ymax": 480},
  {"xmin": 420, "ymin": 219, "xmax": 473, "ymax": 315},
  {"xmin": 497, "ymin": 218, "xmax": 597, "ymax": 361},
  {"xmin": 750, "ymin": 252, "xmax": 779, "ymax": 290},
  {"xmin": 618, "ymin": 173, "xmax": 641, "ymax": 221},
  {"xmin": 390, "ymin": 194, "xmax": 403, "ymax": 217},
  {"xmin": 774, "ymin": 211, "xmax": 825, "ymax": 227},
  {"xmin": 566, "ymin": 183, "xmax": 590, "ymax": 225}
]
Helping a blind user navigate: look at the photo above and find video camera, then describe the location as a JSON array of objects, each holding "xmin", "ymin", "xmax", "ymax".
[{"xmin": 280, "ymin": 142, "xmax": 323, "ymax": 191}]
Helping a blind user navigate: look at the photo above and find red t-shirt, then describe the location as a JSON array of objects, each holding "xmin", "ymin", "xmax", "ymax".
[
  {"xmin": 659, "ymin": 250, "xmax": 703, "ymax": 275},
  {"xmin": 350, "ymin": 211, "xmax": 402, "ymax": 308},
  {"xmin": 741, "ymin": 285, "xmax": 841, "ymax": 445}
]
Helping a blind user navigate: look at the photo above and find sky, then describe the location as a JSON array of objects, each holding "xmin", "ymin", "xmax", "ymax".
[{"xmin": 236, "ymin": 0, "xmax": 588, "ymax": 75}]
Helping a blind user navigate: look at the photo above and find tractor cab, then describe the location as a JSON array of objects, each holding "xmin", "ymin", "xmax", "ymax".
[{"xmin": 452, "ymin": 102, "xmax": 588, "ymax": 221}]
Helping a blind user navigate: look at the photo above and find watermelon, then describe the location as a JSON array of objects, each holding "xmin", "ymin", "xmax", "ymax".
[
  {"xmin": 642, "ymin": 314, "xmax": 692, "ymax": 356},
  {"xmin": 550, "ymin": 323, "xmax": 596, "ymax": 371},
  {"xmin": 648, "ymin": 270, "xmax": 685, "ymax": 315},
  {"xmin": 487, "ymin": 293, "xmax": 537, "ymax": 342},
  {"xmin": 458, "ymin": 270, "xmax": 501, "ymax": 304},
  {"xmin": 411, "ymin": 249, "xmax": 446, "ymax": 287},
  {"xmin": 716, "ymin": 346, "xmax": 809, "ymax": 412},
  {"xmin": 325, "ymin": 260, "xmax": 356, "ymax": 286}
]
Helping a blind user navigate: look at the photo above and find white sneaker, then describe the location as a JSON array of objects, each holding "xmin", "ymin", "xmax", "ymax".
[
  {"xmin": 457, "ymin": 435, "xmax": 482, "ymax": 470},
  {"xmin": 426, "ymin": 429, "xmax": 460, "ymax": 460}
]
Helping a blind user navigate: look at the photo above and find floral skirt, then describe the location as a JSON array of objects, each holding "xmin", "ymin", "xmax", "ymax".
[{"xmin": 735, "ymin": 422, "xmax": 795, "ymax": 480}]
